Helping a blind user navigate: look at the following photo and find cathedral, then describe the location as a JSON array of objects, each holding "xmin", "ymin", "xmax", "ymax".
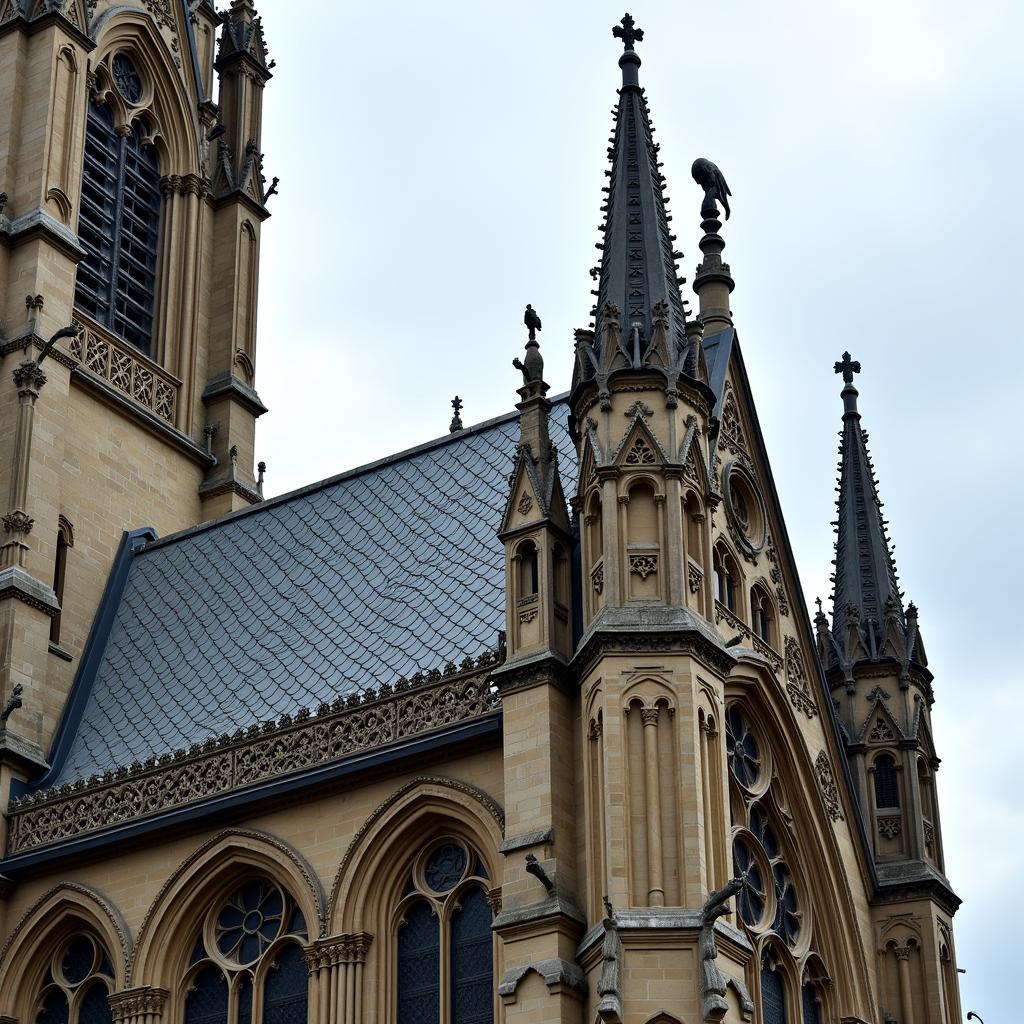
[{"xmin": 0, "ymin": 4, "xmax": 962, "ymax": 1024}]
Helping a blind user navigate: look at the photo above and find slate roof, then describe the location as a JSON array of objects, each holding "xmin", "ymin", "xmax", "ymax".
[{"xmin": 48, "ymin": 401, "xmax": 576, "ymax": 785}]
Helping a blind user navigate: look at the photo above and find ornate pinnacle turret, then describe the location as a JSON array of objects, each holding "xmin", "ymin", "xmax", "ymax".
[
  {"xmin": 589, "ymin": 14, "xmax": 689, "ymax": 364},
  {"xmin": 826, "ymin": 354, "xmax": 921, "ymax": 670}
]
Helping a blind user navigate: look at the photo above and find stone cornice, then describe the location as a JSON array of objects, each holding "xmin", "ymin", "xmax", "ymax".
[
  {"xmin": 0, "ymin": 567, "xmax": 60, "ymax": 616},
  {"xmin": 0, "ymin": 9, "xmax": 95, "ymax": 50},
  {"xmin": 0, "ymin": 207, "xmax": 86, "ymax": 262},
  {"xmin": 201, "ymin": 372, "xmax": 268, "ymax": 418},
  {"xmin": 490, "ymin": 651, "xmax": 573, "ymax": 697},
  {"xmin": 6, "ymin": 652, "xmax": 503, "ymax": 856}
]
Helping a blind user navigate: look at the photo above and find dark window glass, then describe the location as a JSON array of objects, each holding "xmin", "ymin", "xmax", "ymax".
[
  {"xmin": 726, "ymin": 706, "xmax": 761, "ymax": 788},
  {"xmin": 397, "ymin": 901, "xmax": 439, "ymax": 1024},
  {"xmin": 761, "ymin": 961, "xmax": 787, "ymax": 1024},
  {"xmin": 36, "ymin": 990, "xmax": 69, "ymax": 1024},
  {"xmin": 424, "ymin": 843, "xmax": 467, "ymax": 894},
  {"xmin": 60, "ymin": 937, "xmax": 95, "ymax": 985},
  {"xmin": 732, "ymin": 835, "xmax": 766, "ymax": 926},
  {"xmin": 263, "ymin": 944, "xmax": 308, "ymax": 1024},
  {"xmin": 450, "ymin": 887, "xmax": 493, "ymax": 1024},
  {"xmin": 50, "ymin": 527, "xmax": 70, "ymax": 644},
  {"xmin": 874, "ymin": 755, "xmax": 900, "ymax": 808},
  {"xmin": 111, "ymin": 54, "xmax": 143, "ymax": 104},
  {"xmin": 184, "ymin": 965, "xmax": 228, "ymax": 1024},
  {"xmin": 236, "ymin": 975, "xmax": 251, "ymax": 1024},
  {"xmin": 75, "ymin": 100, "xmax": 161, "ymax": 354},
  {"xmin": 78, "ymin": 984, "xmax": 111, "ymax": 1024},
  {"xmin": 802, "ymin": 983, "xmax": 821, "ymax": 1024}
]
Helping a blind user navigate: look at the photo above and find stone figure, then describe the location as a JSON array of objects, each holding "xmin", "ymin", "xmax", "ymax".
[
  {"xmin": 523, "ymin": 303, "xmax": 542, "ymax": 341},
  {"xmin": 691, "ymin": 157, "xmax": 732, "ymax": 220},
  {"xmin": 699, "ymin": 877, "xmax": 744, "ymax": 1022}
]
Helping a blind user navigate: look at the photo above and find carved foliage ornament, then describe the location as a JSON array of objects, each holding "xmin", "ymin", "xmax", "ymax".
[
  {"xmin": 629, "ymin": 554, "xmax": 658, "ymax": 580},
  {"xmin": 624, "ymin": 437, "xmax": 656, "ymax": 465},
  {"xmin": 516, "ymin": 493, "xmax": 533, "ymax": 516},
  {"xmin": 814, "ymin": 751, "xmax": 844, "ymax": 822},
  {"xmin": 784, "ymin": 637, "xmax": 817, "ymax": 718}
]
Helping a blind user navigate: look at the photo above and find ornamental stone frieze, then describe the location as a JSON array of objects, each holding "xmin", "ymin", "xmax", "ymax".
[
  {"xmin": 108, "ymin": 988, "xmax": 169, "ymax": 1024},
  {"xmin": 6, "ymin": 653, "xmax": 502, "ymax": 855},
  {"xmin": 303, "ymin": 932, "xmax": 373, "ymax": 970}
]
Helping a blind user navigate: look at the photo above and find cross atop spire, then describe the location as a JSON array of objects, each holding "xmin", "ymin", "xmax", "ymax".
[
  {"xmin": 612, "ymin": 13, "xmax": 644, "ymax": 51},
  {"xmin": 834, "ymin": 351, "xmax": 861, "ymax": 386}
]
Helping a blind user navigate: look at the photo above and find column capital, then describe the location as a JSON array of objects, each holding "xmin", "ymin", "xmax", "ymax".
[
  {"xmin": 108, "ymin": 987, "xmax": 169, "ymax": 1023},
  {"xmin": 893, "ymin": 944, "xmax": 912, "ymax": 962},
  {"xmin": 303, "ymin": 932, "xmax": 373, "ymax": 970},
  {"xmin": 12, "ymin": 360, "xmax": 46, "ymax": 398}
]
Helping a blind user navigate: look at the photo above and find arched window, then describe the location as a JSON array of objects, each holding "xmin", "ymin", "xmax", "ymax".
[
  {"xmin": 760, "ymin": 955, "xmax": 787, "ymax": 1024},
  {"xmin": 751, "ymin": 584, "xmax": 774, "ymax": 645},
  {"xmin": 397, "ymin": 840, "xmax": 493, "ymax": 1024},
  {"xmin": 75, "ymin": 82, "xmax": 161, "ymax": 355},
  {"xmin": 34, "ymin": 934, "xmax": 114, "ymax": 1024},
  {"xmin": 713, "ymin": 544, "xmax": 737, "ymax": 614},
  {"xmin": 517, "ymin": 540, "xmax": 538, "ymax": 598},
  {"xmin": 182, "ymin": 879, "xmax": 308, "ymax": 1024},
  {"xmin": 801, "ymin": 981, "xmax": 822, "ymax": 1024},
  {"xmin": 873, "ymin": 754, "xmax": 900, "ymax": 809},
  {"xmin": 50, "ymin": 516, "xmax": 74, "ymax": 645}
]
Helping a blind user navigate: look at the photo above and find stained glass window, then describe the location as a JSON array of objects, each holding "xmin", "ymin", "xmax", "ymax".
[
  {"xmin": 111, "ymin": 54, "xmax": 143, "ymax": 104},
  {"xmin": 263, "ymin": 944, "xmax": 308, "ymax": 1024},
  {"xmin": 732, "ymin": 835, "xmax": 766, "ymax": 927},
  {"xmin": 75, "ymin": 98, "xmax": 161, "ymax": 355},
  {"xmin": 450, "ymin": 888, "xmax": 493, "ymax": 1024},
  {"xmin": 398, "ymin": 841, "xmax": 493, "ymax": 1024},
  {"xmin": 35, "ymin": 935, "xmax": 112, "ymax": 1024},
  {"xmin": 802, "ymin": 982, "xmax": 822, "ymax": 1024},
  {"xmin": 726, "ymin": 706, "xmax": 761, "ymax": 788},
  {"xmin": 761, "ymin": 959, "xmax": 787, "ymax": 1024},
  {"xmin": 397, "ymin": 901, "xmax": 439, "ymax": 1024},
  {"xmin": 874, "ymin": 754, "xmax": 900, "ymax": 808},
  {"xmin": 185, "ymin": 879, "xmax": 307, "ymax": 1024}
]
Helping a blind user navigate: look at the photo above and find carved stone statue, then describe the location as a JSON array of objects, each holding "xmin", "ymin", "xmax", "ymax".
[
  {"xmin": 699, "ymin": 877, "xmax": 744, "ymax": 1022},
  {"xmin": 691, "ymin": 157, "xmax": 732, "ymax": 220},
  {"xmin": 596, "ymin": 896, "xmax": 623, "ymax": 1024},
  {"xmin": 513, "ymin": 305, "xmax": 548, "ymax": 398}
]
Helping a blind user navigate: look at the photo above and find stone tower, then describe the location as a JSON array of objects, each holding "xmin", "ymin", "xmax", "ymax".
[
  {"xmin": 0, "ymin": 0, "xmax": 272, "ymax": 788},
  {"xmin": 815, "ymin": 354, "xmax": 962, "ymax": 1023}
]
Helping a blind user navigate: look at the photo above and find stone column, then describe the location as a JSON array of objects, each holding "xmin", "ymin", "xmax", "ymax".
[
  {"xmin": 641, "ymin": 706, "xmax": 665, "ymax": 906},
  {"xmin": 1, "ymin": 358, "xmax": 46, "ymax": 569},
  {"xmin": 894, "ymin": 944, "xmax": 915, "ymax": 1024},
  {"xmin": 304, "ymin": 933, "xmax": 372, "ymax": 1024}
]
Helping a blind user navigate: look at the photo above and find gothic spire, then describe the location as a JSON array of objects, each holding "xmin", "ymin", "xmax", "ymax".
[
  {"xmin": 591, "ymin": 14, "xmax": 688, "ymax": 362},
  {"xmin": 829, "ymin": 353, "xmax": 910, "ymax": 665}
]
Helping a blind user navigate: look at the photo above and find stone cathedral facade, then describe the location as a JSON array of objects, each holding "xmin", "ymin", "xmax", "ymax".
[{"xmin": 0, "ymin": 5, "xmax": 961, "ymax": 1024}]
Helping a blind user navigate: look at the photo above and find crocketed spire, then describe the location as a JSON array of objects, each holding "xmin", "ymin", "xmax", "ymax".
[
  {"xmin": 825, "ymin": 354, "xmax": 924, "ymax": 671},
  {"xmin": 591, "ymin": 14, "xmax": 688, "ymax": 362}
]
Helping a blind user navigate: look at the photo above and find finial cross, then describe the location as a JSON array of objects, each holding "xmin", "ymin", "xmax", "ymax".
[
  {"xmin": 613, "ymin": 13, "xmax": 644, "ymax": 51},
  {"xmin": 451, "ymin": 395, "xmax": 463, "ymax": 416},
  {"xmin": 834, "ymin": 351, "xmax": 861, "ymax": 385}
]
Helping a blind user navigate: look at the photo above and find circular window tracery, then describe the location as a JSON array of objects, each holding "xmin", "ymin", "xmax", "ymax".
[
  {"xmin": 723, "ymin": 460, "xmax": 767, "ymax": 556},
  {"xmin": 726, "ymin": 705, "xmax": 761, "ymax": 789},
  {"xmin": 423, "ymin": 841, "xmax": 468, "ymax": 894},
  {"xmin": 214, "ymin": 880, "xmax": 285, "ymax": 965},
  {"xmin": 35, "ymin": 934, "xmax": 114, "ymax": 1024},
  {"xmin": 732, "ymin": 834, "xmax": 768, "ymax": 927},
  {"xmin": 111, "ymin": 54, "xmax": 144, "ymax": 104}
]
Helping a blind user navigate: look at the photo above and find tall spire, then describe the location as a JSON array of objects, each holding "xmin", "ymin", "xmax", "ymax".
[
  {"xmin": 592, "ymin": 14, "xmax": 688, "ymax": 362},
  {"xmin": 828, "ymin": 353, "xmax": 909, "ymax": 664}
]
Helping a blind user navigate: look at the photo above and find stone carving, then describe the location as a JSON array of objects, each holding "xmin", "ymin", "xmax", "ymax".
[
  {"xmin": 814, "ymin": 751, "xmax": 844, "ymax": 822},
  {"xmin": 7, "ymin": 656, "xmax": 502, "ymax": 855},
  {"xmin": 691, "ymin": 157, "xmax": 732, "ymax": 220},
  {"xmin": 868, "ymin": 717, "xmax": 896, "ymax": 742},
  {"xmin": 68, "ymin": 323, "xmax": 178, "ymax": 424},
  {"xmin": 699, "ymin": 878, "xmax": 744, "ymax": 1022},
  {"xmin": 688, "ymin": 562, "xmax": 703, "ymax": 594},
  {"xmin": 877, "ymin": 815, "xmax": 901, "ymax": 840},
  {"xmin": 623, "ymin": 400, "xmax": 653, "ymax": 419},
  {"xmin": 517, "ymin": 493, "xmax": 533, "ymax": 516},
  {"xmin": 524, "ymin": 853, "xmax": 554, "ymax": 893},
  {"xmin": 1, "ymin": 510, "xmax": 33, "ymax": 535},
  {"xmin": 591, "ymin": 563, "xmax": 605, "ymax": 594},
  {"xmin": 518, "ymin": 607, "xmax": 538, "ymax": 624},
  {"xmin": 718, "ymin": 390, "xmax": 748, "ymax": 457},
  {"xmin": 784, "ymin": 637, "xmax": 817, "ymax": 718},
  {"xmin": 596, "ymin": 897, "xmax": 623, "ymax": 1023},
  {"xmin": 303, "ymin": 932, "xmax": 372, "ymax": 970},
  {"xmin": 1, "ymin": 683, "xmax": 23, "ymax": 723},
  {"xmin": 108, "ymin": 988, "xmax": 169, "ymax": 1022},
  {"xmin": 624, "ymin": 437, "xmax": 656, "ymax": 465},
  {"xmin": 629, "ymin": 554, "xmax": 657, "ymax": 580}
]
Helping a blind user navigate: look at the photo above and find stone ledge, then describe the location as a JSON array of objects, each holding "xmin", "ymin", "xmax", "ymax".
[
  {"xmin": 498, "ymin": 959, "xmax": 586, "ymax": 1001},
  {"xmin": 0, "ymin": 567, "xmax": 60, "ymax": 615},
  {"xmin": 500, "ymin": 827, "xmax": 554, "ymax": 854},
  {"xmin": 0, "ymin": 207, "xmax": 86, "ymax": 261},
  {"xmin": 202, "ymin": 372, "xmax": 268, "ymax": 418}
]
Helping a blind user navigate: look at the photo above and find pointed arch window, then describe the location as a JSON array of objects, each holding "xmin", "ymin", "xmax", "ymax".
[
  {"xmin": 751, "ymin": 584, "xmax": 775, "ymax": 646},
  {"xmin": 182, "ymin": 879, "xmax": 308, "ymax": 1024},
  {"xmin": 760, "ymin": 955, "xmax": 787, "ymax": 1024},
  {"xmin": 34, "ymin": 934, "xmax": 114, "ymax": 1024},
  {"xmin": 873, "ymin": 754, "xmax": 900, "ymax": 809},
  {"xmin": 713, "ymin": 544, "xmax": 738, "ymax": 614},
  {"xmin": 75, "ymin": 90, "xmax": 161, "ymax": 355},
  {"xmin": 396, "ymin": 840, "xmax": 493, "ymax": 1024},
  {"xmin": 801, "ymin": 981, "xmax": 822, "ymax": 1024}
]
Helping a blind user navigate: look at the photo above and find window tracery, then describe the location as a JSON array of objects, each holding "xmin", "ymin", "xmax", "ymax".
[
  {"xmin": 396, "ymin": 839, "xmax": 493, "ymax": 1024},
  {"xmin": 75, "ymin": 63, "xmax": 162, "ymax": 355},
  {"xmin": 34, "ymin": 934, "xmax": 114, "ymax": 1024},
  {"xmin": 713, "ymin": 543, "xmax": 739, "ymax": 614},
  {"xmin": 182, "ymin": 879, "xmax": 308, "ymax": 1024}
]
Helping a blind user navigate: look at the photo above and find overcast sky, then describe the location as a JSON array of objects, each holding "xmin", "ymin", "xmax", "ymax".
[{"xmin": 251, "ymin": 1, "xmax": 1021, "ymax": 1017}]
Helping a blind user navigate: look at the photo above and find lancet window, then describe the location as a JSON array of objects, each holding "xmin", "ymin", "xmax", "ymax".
[
  {"xmin": 34, "ymin": 934, "xmax": 114, "ymax": 1024},
  {"xmin": 873, "ymin": 754, "xmax": 900, "ymax": 809},
  {"xmin": 751, "ymin": 584, "xmax": 775, "ymax": 646},
  {"xmin": 713, "ymin": 544, "xmax": 739, "ymax": 614},
  {"xmin": 396, "ymin": 839, "xmax": 493, "ymax": 1024},
  {"xmin": 182, "ymin": 879, "xmax": 308, "ymax": 1024},
  {"xmin": 75, "ymin": 55, "xmax": 162, "ymax": 355}
]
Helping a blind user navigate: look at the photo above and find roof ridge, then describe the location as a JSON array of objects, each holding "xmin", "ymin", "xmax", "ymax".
[{"xmin": 144, "ymin": 393, "xmax": 571, "ymax": 553}]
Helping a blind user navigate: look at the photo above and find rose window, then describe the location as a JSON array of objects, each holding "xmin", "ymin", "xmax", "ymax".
[
  {"xmin": 34, "ymin": 933, "xmax": 114, "ymax": 1024},
  {"xmin": 423, "ymin": 841, "xmax": 468, "ymax": 894},
  {"xmin": 214, "ymin": 880, "xmax": 285, "ymax": 965},
  {"xmin": 111, "ymin": 54, "xmax": 143, "ymax": 104},
  {"xmin": 726, "ymin": 705, "xmax": 761, "ymax": 788}
]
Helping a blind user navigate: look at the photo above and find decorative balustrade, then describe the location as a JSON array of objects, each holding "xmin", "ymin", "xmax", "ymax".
[
  {"xmin": 68, "ymin": 317, "xmax": 179, "ymax": 424},
  {"xmin": 7, "ymin": 652, "xmax": 502, "ymax": 855}
]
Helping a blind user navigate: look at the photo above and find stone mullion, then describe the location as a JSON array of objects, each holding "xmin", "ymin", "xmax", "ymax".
[
  {"xmin": 1, "ymin": 361, "xmax": 47, "ymax": 568},
  {"xmin": 154, "ymin": 180, "xmax": 180, "ymax": 369},
  {"xmin": 175, "ymin": 181, "xmax": 203, "ymax": 433},
  {"xmin": 304, "ymin": 933, "xmax": 372, "ymax": 1024}
]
